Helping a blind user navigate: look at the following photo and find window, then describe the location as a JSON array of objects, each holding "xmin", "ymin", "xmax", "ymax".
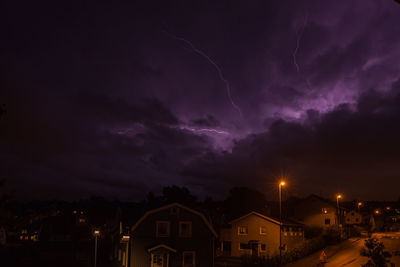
[
  {"xmin": 325, "ymin": 218, "xmax": 331, "ymax": 225},
  {"xmin": 182, "ymin": 251, "xmax": 195, "ymax": 267},
  {"xmin": 156, "ymin": 221, "xmax": 170, "ymax": 237},
  {"xmin": 238, "ymin": 226, "xmax": 248, "ymax": 235},
  {"xmin": 355, "ymin": 218, "xmax": 359, "ymax": 222},
  {"xmin": 239, "ymin": 243, "xmax": 250, "ymax": 250},
  {"xmin": 260, "ymin": 244, "xmax": 266, "ymax": 251},
  {"xmin": 347, "ymin": 218, "xmax": 350, "ymax": 222},
  {"xmin": 179, "ymin": 222, "xmax": 192, "ymax": 237},
  {"xmin": 351, "ymin": 212, "xmax": 354, "ymax": 216},
  {"xmin": 153, "ymin": 254, "xmax": 163, "ymax": 265},
  {"xmin": 260, "ymin": 226, "xmax": 266, "ymax": 235}
]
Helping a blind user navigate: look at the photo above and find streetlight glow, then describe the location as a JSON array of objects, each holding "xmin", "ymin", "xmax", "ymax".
[
  {"xmin": 280, "ymin": 181, "xmax": 286, "ymax": 186},
  {"xmin": 337, "ymin": 194, "xmax": 342, "ymax": 199},
  {"xmin": 358, "ymin": 202, "xmax": 362, "ymax": 206},
  {"xmin": 94, "ymin": 230, "xmax": 100, "ymax": 236}
]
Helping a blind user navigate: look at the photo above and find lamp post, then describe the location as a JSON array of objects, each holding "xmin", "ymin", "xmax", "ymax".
[
  {"xmin": 357, "ymin": 202, "xmax": 362, "ymax": 212},
  {"xmin": 121, "ymin": 235, "xmax": 130, "ymax": 267},
  {"xmin": 279, "ymin": 181, "xmax": 285, "ymax": 264},
  {"xmin": 94, "ymin": 230, "xmax": 100, "ymax": 267},
  {"xmin": 336, "ymin": 194, "xmax": 342, "ymax": 224},
  {"xmin": 336, "ymin": 195, "xmax": 342, "ymax": 240}
]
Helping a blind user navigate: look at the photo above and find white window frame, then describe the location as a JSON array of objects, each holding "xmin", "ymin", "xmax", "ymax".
[
  {"xmin": 259, "ymin": 226, "xmax": 266, "ymax": 235},
  {"xmin": 156, "ymin": 221, "xmax": 170, "ymax": 237},
  {"xmin": 179, "ymin": 221, "xmax": 192, "ymax": 238},
  {"xmin": 182, "ymin": 251, "xmax": 195, "ymax": 267},
  {"xmin": 238, "ymin": 243, "xmax": 250, "ymax": 251},
  {"xmin": 238, "ymin": 226, "xmax": 248, "ymax": 235}
]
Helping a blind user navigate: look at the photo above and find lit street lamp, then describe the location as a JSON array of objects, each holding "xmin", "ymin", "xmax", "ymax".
[
  {"xmin": 357, "ymin": 202, "xmax": 362, "ymax": 212},
  {"xmin": 336, "ymin": 194, "xmax": 342, "ymax": 240},
  {"xmin": 121, "ymin": 235, "xmax": 130, "ymax": 267},
  {"xmin": 336, "ymin": 194, "xmax": 342, "ymax": 224},
  {"xmin": 94, "ymin": 229, "xmax": 100, "ymax": 267},
  {"xmin": 279, "ymin": 181, "xmax": 285, "ymax": 264}
]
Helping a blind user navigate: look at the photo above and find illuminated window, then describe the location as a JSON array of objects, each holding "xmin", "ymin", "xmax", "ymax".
[
  {"xmin": 238, "ymin": 226, "xmax": 248, "ymax": 235},
  {"xmin": 260, "ymin": 226, "xmax": 266, "ymax": 235},
  {"xmin": 182, "ymin": 251, "xmax": 195, "ymax": 267},
  {"xmin": 156, "ymin": 221, "xmax": 170, "ymax": 237},
  {"xmin": 179, "ymin": 222, "xmax": 192, "ymax": 238},
  {"xmin": 260, "ymin": 244, "xmax": 266, "ymax": 251}
]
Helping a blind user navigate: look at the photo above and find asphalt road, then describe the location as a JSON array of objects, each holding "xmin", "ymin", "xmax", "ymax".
[{"xmin": 285, "ymin": 232, "xmax": 400, "ymax": 267}]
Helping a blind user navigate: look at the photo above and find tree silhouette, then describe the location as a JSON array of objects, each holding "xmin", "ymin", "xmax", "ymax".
[{"xmin": 360, "ymin": 238, "xmax": 392, "ymax": 267}]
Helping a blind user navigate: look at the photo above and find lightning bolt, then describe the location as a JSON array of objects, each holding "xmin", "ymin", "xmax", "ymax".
[
  {"xmin": 163, "ymin": 31, "xmax": 243, "ymax": 118},
  {"xmin": 178, "ymin": 125, "xmax": 230, "ymax": 135},
  {"xmin": 293, "ymin": 13, "xmax": 309, "ymax": 73}
]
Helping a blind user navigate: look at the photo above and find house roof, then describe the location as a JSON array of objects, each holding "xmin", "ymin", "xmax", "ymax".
[
  {"xmin": 130, "ymin": 203, "xmax": 218, "ymax": 237},
  {"xmin": 148, "ymin": 244, "xmax": 177, "ymax": 253},
  {"xmin": 229, "ymin": 211, "xmax": 303, "ymax": 226},
  {"xmin": 305, "ymin": 194, "xmax": 348, "ymax": 211}
]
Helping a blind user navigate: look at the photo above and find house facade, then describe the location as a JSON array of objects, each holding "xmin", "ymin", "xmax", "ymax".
[
  {"xmin": 220, "ymin": 212, "xmax": 304, "ymax": 257},
  {"xmin": 291, "ymin": 194, "xmax": 346, "ymax": 228},
  {"xmin": 128, "ymin": 203, "xmax": 217, "ymax": 267},
  {"xmin": 345, "ymin": 210, "xmax": 363, "ymax": 225}
]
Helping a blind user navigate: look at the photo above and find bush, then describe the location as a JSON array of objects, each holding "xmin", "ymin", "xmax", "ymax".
[
  {"xmin": 304, "ymin": 226, "xmax": 323, "ymax": 239},
  {"xmin": 360, "ymin": 238, "xmax": 392, "ymax": 267},
  {"xmin": 241, "ymin": 236, "xmax": 327, "ymax": 267}
]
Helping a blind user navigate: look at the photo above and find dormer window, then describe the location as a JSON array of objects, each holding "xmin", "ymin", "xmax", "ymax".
[{"xmin": 156, "ymin": 221, "xmax": 170, "ymax": 237}]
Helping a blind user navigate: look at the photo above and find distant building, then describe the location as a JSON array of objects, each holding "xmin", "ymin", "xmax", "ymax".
[
  {"xmin": 345, "ymin": 210, "xmax": 362, "ymax": 225},
  {"xmin": 126, "ymin": 203, "xmax": 217, "ymax": 267},
  {"xmin": 220, "ymin": 212, "xmax": 304, "ymax": 257},
  {"xmin": 291, "ymin": 194, "xmax": 346, "ymax": 228}
]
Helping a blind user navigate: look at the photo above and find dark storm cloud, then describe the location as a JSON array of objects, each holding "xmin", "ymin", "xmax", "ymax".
[
  {"xmin": 190, "ymin": 114, "xmax": 220, "ymax": 127},
  {"xmin": 183, "ymin": 79, "xmax": 400, "ymax": 200},
  {"xmin": 2, "ymin": 0, "xmax": 400, "ymax": 200}
]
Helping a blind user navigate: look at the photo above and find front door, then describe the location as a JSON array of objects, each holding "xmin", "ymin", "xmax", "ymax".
[
  {"xmin": 250, "ymin": 243, "xmax": 258, "ymax": 256},
  {"xmin": 151, "ymin": 253, "xmax": 164, "ymax": 267}
]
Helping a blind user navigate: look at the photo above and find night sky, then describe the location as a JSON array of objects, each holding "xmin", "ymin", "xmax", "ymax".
[{"xmin": 2, "ymin": 0, "xmax": 400, "ymax": 201}]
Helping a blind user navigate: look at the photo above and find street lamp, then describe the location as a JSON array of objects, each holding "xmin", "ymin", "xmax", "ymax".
[
  {"xmin": 336, "ymin": 194, "xmax": 342, "ymax": 240},
  {"xmin": 279, "ymin": 181, "xmax": 285, "ymax": 264},
  {"xmin": 336, "ymin": 194, "xmax": 342, "ymax": 225},
  {"xmin": 93, "ymin": 229, "xmax": 100, "ymax": 267},
  {"xmin": 357, "ymin": 202, "xmax": 362, "ymax": 212},
  {"xmin": 121, "ymin": 235, "xmax": 130, "ymax": 267}
]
